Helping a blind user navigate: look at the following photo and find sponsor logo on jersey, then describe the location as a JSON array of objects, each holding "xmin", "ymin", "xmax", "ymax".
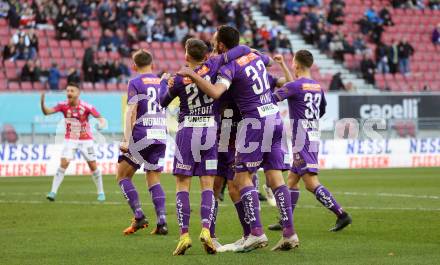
[
  {"xmin": 183, "ymin": 65, "xmax": 210, "ymax": 84},
  {"xmin": 302, "ymin": 83, "xmax": 321, "ymax": 91},
  {"xmin": 141, "ymin": 77, "xmax": 161, "ymax": 85},
  {"xmin": 235, "ymin": 52, "xmax": 258, "ymax": 66}
]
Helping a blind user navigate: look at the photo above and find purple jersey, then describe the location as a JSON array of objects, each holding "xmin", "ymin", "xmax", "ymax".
[
  {"xmin": 274, "ymin": 77, "xmax": 327, "ymax": 154},
  {"xmin": 160, "ymin": 45, "xmax": 252, "ymax": 122},
  {"xmin": 216, "ymin": 52, "xmax": 279, "ymax": 118},
  {"xmin": 120, "ymin": 73, "xmax": 167, "ymax": 171},
  {"xmin": 127, "ymin": 73, "xmax": 168, "ymax": 143}
]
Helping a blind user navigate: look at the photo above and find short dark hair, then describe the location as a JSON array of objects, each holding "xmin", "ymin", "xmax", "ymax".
[
  {"xmin": 132, "ymin": 49, "xmax": 153, "ymax": 68},
  {"xmin": 217, "ymin": 25, "xmax": 240, "ymax": 49},
  {"xmin": 67, "ymin": 82, "xmax": 80, "ymax": 89},
  {"xmin": 185, "ymin": 38, "xmax": 208, "ymax": 61},
  {"xmin": 294, "ymin": 50, "xmax": 314, "ymax": 68}
]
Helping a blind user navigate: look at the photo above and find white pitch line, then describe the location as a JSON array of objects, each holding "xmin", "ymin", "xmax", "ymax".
[
  {"xmin": 333, "ymin": 191, "xmax": 440, "ymax": 200},
  {"xmin": 1, "ymin": 199, "xmax": 440, "ymax": 212}
]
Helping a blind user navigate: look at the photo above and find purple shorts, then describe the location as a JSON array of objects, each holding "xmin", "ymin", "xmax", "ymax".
[
  {"xmin": 218, "ymin": 147, "xmax": 235, "ymax": 181},
  {"xmin": 290, "ymin": 150, "xmax": 319, "ymax": 176},
  {"xmin": 118, "ymin": 142, "xmax": 166, "ymax": 172},
  {"xmin": 173, "ymin": 127, "xmax": 218, "ymax": 177},
  {"xmin": 235, "ymin": 116, "xmax": 287, "ymax": 173}
]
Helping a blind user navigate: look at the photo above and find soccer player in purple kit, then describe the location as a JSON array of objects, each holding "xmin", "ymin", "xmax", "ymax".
[
  {"xmin": 116, "ymin": 50, "xmax": 169, "ymax": 236},
  {"xmin": 178, "ymin": 25, "xmax": 298, "ymax": 252},
  {"xmin": 215, "ymin": 54, "xmax": 293, "ymax": 252},
  {"xmin": 272, "ymin": 49, "xmax": 352, "ymax": 232},
  {"xmin": 160, "ymin": 38, "xmax": 251, "ymax": 255}
]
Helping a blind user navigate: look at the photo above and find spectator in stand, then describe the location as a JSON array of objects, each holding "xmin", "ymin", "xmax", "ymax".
[
  {"xmin": 428, "ymin": 0, "xmax": 440, "ymax": 9},
  {"xmin": 66, "ymin": 68, "xmax": 80, "ymax": 84},
  {"xmin": 163, "ymin": 0, "xmax": 178, "ymax": 24},
  {"xmin": 277, "ymin": 33, "xmax": 293, "ymax": 54},
  {"xmin": 11, "ymin": 29, "xmax": 36, "ymax": 60},
  {"xmin": 432, "ymin": 24, "xmax": 440, "ymax": 45},
  {"xmin": 364, "ymin": 6, "xmax": 383, "ymax": 25},
  {"xmin": 98, "ymin": 29, "xmax": 118, "ymax": 52},
  {"xmin": 329, "ymin": 72, "xmax": 346, "ymax": 91},
  {"xmin": 375, "ymin": 42, "xmax": 390, "ymax": 73},
  {"xmin": 259, "ymin": 24, "xmax": 271, "ymax": 43},
  {"xmin": 48, "ymin": 62, "xmax": 61, "ymax": 90},
  {"xmin": 388, "ymin": 39, "xmax": 400, "ymax": 74},
  {"xmin": 163, "ymin": 17, "xmax": 176, "ymax": 41},
  {"xmin": 329, "ymin": 32, "xmax": 345, "ymax": 61},
  {"xmin": 19, "ymin": 3, "xmax": 35, "ymax": 28},
  {"xmin": 353, "ymin": 34, "xmax": 367, "ymax": 54},
  {"xmin": 7, "ymin": 0, "xmax": 20, "ymax": 28},
  {"xmin": 327, "ymin": 3, "xmax": 345, "ymax": 25},
  {"xmin": 82, "ymin": 46, "xmax": 96, "ymax": 82},
  {"xmin": 398, "ymin": 39, "xmax": 415, "ymax": 75},
  {"xmin": 240, "ymin": 30, "xmax": 253, "ymax": 46},
  {"xmin": 175, "ymin": 21, "xmax": 189, "ymax": 42},
  {"xmin": 21, "ymin": 60, "xmax": 41, "ymax": 82},
  {"xmin": 318, "ymin": 32, "xmax": 330, "ymax": 52},
  {"xmin": 299, "ymin": 12, "xmax": 318, "ymax": 44},
  {"xmin": 0, "ymin": 1, "xmax": 9, "ymax": 18},
  {"xmin": 2, "ymin": 40, "xmax": 16, "ymax": 61},
  {"xmin": 379, "ymin": 7, "xmax": 394, "ymax": 26},
  {"xmin": 94, "ymin": 57, "xmax": 106, "ymax": 83},
  {"xmin": 360, "ymin": 53, "xmax": 376, "ymax": 85}
]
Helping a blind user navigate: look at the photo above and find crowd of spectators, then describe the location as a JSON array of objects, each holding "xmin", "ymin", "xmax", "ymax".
[
  {"xmin": 2, "ymin": 28, "xmax": 38, "ymax": 61},
  {"xmin": 82, "ymin": 46, "xmax": 130, "ymax": 84},
  {"xmin": 391, "ymin": 0, "xmax": 440, "ymax": 10}
]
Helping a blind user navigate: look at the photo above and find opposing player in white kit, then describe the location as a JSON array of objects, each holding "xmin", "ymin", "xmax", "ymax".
[{"xmin": 40, "ymin": 83, "xmax": 106, "ymax": 202}]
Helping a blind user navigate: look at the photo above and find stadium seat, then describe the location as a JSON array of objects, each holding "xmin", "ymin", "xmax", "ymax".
[
  {"xmin": 106, "ymin": 83, "xmax": 117, "ymax": 91},
  {"xmin": 94, "ymin": 83, "xmax": 106, "ymax": 91},
  {"xmin": 8, "ymin": 82, "xmax": 20, "ymax": 90},
  {"xmin": 82, "ymin": 82, "xmax": 94, "ymax": 91},
  {"xmin": 21, "ymin": 82, "xmax": 33, "ymax": 91},
  {"xmin": 33, "ymin": 82, "xmax": 46, "ymax": 91},
  {"xmin": 118, "ymin": 83, "xmax": 126, "ymax": 91}
]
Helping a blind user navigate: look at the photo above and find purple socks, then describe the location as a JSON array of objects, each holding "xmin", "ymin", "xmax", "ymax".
[
  {"xmin": 290, "ymin": 188, "xmax": 300, "ymax": 222},
  {"xmin": 210, "ymin": 200, "xmax": 219, "ymax": 238},
  {"xmin": 176, "ymin": 191, "xmax": 190, "ymax": 234},
  {"xmin": 148, "ymin": 183, "xmax": 167, "ymax": 225},
  {"xmin": 314, "ymin": 185, "xmax": 345, "ymax": 217},
  {"xmin": 240, "ymin": 186, "xmax": 263, "ymax": 236},
  {"xmin": 200, "ymin": 189, "xmax": 215, "ymax": 229},
  {"xmin": 234, "ymin": 200, "xmax": 251, "ymax": 237},
  {"xmin": 273, "ymin": 185, "xmax": 295, "ymax": 238},
  {"xmin": 119, "ymin": 178, "xmax": 144, "ymax": 220}
]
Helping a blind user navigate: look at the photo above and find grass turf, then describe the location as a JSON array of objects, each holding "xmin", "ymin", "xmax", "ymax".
[{"xmin": 1, "ymin": 168, "xmax": 440, "ymax": 265}]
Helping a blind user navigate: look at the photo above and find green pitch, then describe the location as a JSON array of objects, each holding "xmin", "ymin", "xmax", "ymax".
[{"xmin": 1, "ymin": 168, "xmax": 440, "ymax": 265}]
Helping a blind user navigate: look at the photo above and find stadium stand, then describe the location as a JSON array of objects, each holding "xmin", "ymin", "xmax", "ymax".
[{"xmin": 1, "ymin": 0, "xmax": 439, "ymax": 91}]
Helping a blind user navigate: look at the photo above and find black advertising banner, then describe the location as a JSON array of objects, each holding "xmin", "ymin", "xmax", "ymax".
[{"xmin": 339, "ymin": 95, "xmax": 440, "ymax": 119}]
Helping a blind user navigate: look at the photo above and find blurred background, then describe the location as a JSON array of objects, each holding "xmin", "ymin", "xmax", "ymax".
[{"xmin": 1, "ymin": 0, "xmax": 440, "ymax": 176}]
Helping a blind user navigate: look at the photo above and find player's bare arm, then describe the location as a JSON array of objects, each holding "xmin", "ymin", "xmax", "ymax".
[
  {"xmin": 177, "ymin": 66, "xmax": 227, "ymax": 99},
  {"xmin": 40, "ymin": 92, "xmax": 57, "ymax": 115},
  {"xmin": 273, "ymin": 54, "xmax": 293, "ymax": 83},
  {"xmin": 121, "ymin": 103, "xmax": 137, "ymax": 152}
]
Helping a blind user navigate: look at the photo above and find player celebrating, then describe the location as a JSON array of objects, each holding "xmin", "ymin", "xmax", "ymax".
[
  {"xmin": 40, "ymin": 83, "xmax": 106, "ymax": 202},
  {"xmin": 160, "ymin": 38, "xmax": 250, "ymax": 255},
  {"xmin": 117, "ymin": 50, "xmax": 168, "ymax": 236},
  {"xmin": 272, "ymin": 50, "xmax": 352, "ymax": 232},
  {"xmin": 178, "ymin": 25, "xmax": 297, "ymax": 252},
  {"xmin": 215, "ymin": 54, "xmax": 293, "ymax": 252}
]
